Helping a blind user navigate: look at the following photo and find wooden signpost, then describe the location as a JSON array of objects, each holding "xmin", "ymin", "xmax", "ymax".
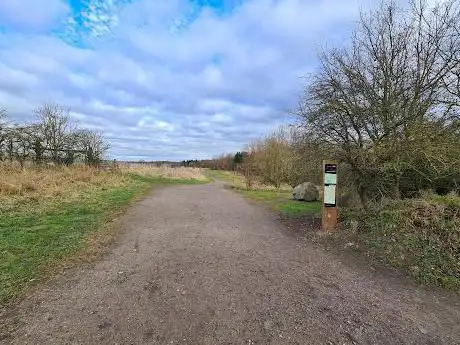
[{"xmin": 322, "ymin": 160, "xmax": 338, "ymax": 232}]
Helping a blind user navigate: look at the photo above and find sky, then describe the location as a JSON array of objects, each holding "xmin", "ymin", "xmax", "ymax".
[{"xmin": 0, "ymin": 0, "xmax": 406, "ymax": 161}]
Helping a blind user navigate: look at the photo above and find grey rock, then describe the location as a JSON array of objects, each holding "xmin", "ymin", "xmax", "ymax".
[{"xmin": 293, "ymin": 182, "xmax": 320, "ymax": 201}]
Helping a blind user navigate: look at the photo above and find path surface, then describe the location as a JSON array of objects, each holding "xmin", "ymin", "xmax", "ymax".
[{"xmin": 1, "ymin": 184, "xmax": 459, "ymax": 345}]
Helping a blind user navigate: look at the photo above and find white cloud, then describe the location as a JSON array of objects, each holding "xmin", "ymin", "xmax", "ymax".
[
  {"xmin": 0, "ymin": 0, "xmax": 394, "ymax": 160},
  {"xmin": 0, "ymin": 0, "xmax": 69, "ymax": 31},
  {"xmin": 138, "ymin": 117, "xmax": 174, "ymax": 132}
]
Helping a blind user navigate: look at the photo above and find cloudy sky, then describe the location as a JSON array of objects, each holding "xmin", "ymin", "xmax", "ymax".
[{"xmin": 0, "ymin": 0, "xmax": 402, "ymax": 161}]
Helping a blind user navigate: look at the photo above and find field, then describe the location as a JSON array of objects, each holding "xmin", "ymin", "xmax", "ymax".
[
  {"xmin": 0, "ymin": 164, "xmax": 208, "ymax": 306},
  {"xmin": 205, "ymin": 169, "xmax": 321, "ymax": 217}
]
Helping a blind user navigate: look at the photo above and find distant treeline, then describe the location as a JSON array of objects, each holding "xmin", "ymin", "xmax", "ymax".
[{"xmin": 123, "ymin": 157, "xmax": 248, "ymax": 170}]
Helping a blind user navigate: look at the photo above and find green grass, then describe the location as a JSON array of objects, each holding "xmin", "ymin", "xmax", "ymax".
[
  {"xmin": 0, "ymin": 175, "xmax": 203, "ymax": 306},
  {"xmin": 238, "ymin": 189, "xmax": 321, "ymax": 217},
  {"xmin": 204, "ymin": 169, "xmax": 320, "ymax": 217},
  {"xmin": 204, "ymin": 169, "xmax": 245, "ymax": 187}
]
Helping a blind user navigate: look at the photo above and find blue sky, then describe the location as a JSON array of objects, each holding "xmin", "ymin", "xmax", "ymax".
[{"xmin": 0, "ymin": 0, "xmax": 406, "ymax": 161}]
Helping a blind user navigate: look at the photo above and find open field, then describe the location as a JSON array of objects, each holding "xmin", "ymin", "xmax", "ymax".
[
  {"xmin": 205, "ymin": 169, "xmax": 321, "ymax": 217},
  {"xmin": 120, "ymin": 164, "xmax": 209, "ymax": 181},
  {"xmin": 0, "ymin": 164, "xmax": 207, "ymax": 306}
]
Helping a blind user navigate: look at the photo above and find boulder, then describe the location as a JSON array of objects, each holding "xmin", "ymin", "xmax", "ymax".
[{"xmin": 293, "ymin": 182, "xmax": 320, "ymax": 201}]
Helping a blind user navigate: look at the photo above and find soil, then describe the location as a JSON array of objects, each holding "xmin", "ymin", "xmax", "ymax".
[{"xmin": 1, "ymin": 183, "xmax": 459, "ymax": 344}]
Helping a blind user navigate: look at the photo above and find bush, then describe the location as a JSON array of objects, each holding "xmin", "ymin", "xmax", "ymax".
[{"xmin": 342, "ymin": 194, "xmax": 460, "ymax": 288}]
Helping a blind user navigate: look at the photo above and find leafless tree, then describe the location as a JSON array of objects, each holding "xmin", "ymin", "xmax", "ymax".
[
  {"xmin": 298, "ymin": 0, "xmax": 460, "ymax": 204},
  {"xmin": 0, "ymin": 107, "xmax": 7, "ymax": 161},
  {"xmin": 0, "ymin": 104, "xmax": 111, "ymax": 167},
  {"xmin": 76, "ymin": 129, "xmax": 110, "ymax": 166},
  {"xmin": 35, "ymin": 104, "xmax": 75, "ymax": 165}
]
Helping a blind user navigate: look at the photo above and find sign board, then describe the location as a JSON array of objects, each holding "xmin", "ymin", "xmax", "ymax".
[
  {"xmin": 323, "ymin": 163, "xmax": 337, "ymax": 207},
  {"xmin": 324, "ymin": 185, "xmax": 336, "ymax": 205},
  {"xmin": 324, "ymin": 173, "xmax": 337, "ymax": 185},
  {"xmin": 324, "ymin": 164, "xmax": 337, "ymax": 174},
  {"xmin": 322, "ymin": 161, "xmax": 338, "ymax": 232}
]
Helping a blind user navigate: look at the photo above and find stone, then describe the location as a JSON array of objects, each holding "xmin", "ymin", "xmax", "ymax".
[{"xmin": 293, "ymin": 182, "xmax": 320, "ymax": 201}]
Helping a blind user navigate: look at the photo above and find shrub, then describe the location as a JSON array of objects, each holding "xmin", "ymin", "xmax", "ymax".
[{"xmin": 342, "ymin": 194, "xmax": 460, "ymax": 288}]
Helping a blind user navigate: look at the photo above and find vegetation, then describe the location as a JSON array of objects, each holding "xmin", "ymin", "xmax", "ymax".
[
  {"xmin": 208, "ymin": 0, "xmax": 460, "ymax": 289},
  {"xmin": 206, "ymin": 169, "xmax": 320, "ymax": 218},
  {"xmin": 340, "ymin": 194, "xmax": 460, "ymax": 288},
  {"xmin": 0, "ymin": 165, "xmax": 207, "ymax": 306},
  {"xmin": 298, "ymin": 0, "xmax": 459, "ymax": 288},
  {"xmin": 239, "ymin": 189, "xmax": 321, "ymax": 217},
  {"xmin": 297, "ymin": 0, "xmax": 460, "ymax": 204},
  {"xmin": 205, "ymin": 169, "xmax": 247, "ymax": 187},
  {"xmin": 1, "ymin": 0, "xmax": 458, "ymax": 293},
  {"xmin": 0, "ymin": 103, "xmax": 108, "ymax": 167}
]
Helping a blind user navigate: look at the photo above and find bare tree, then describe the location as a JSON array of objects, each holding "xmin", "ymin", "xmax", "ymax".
[
  {"xmin": 76, "ymin": 129, "xmax": 110, "ymax": 166},
  {"xmin": 0, "ymin": 104, "xmax": 112, "ymax": 167},
  {"xmin": 0, "ymin": 107, "xmax": 7, "ymax": 161},
  {"xmin": 298, "ymin": 0, "xmax": 460, "ymax": 204},
  {"xmin": 35, "ymin": 104, "xmax": 75, "ymax": 165},
  {"xmin": 2, "ymin": 125, "xmax": 36, "ymax": 167}
]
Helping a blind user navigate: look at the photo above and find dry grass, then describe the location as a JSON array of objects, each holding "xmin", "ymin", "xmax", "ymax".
[
  {"xmin": 340, "ymin": 194, "xmax": 460, "ymax": 289},
  {"xmin": 0, "ymin": 163, "xmax": 207, "ymax": 214},
  {"xmin": 0, "ymin": 164, "xmax": 126, "ymax": 213},
  {"xmin": 120, "ymin": 164, "xmax": 208, "ymax": 181}
]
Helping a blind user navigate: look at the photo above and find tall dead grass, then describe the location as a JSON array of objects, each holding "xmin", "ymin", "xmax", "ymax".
[
  {"xmin": 0, "ymin": 164, "xmax": 127, "ymax": 214},
  {"xmin": 0, "ymin": 164, "xmax": 207, "ymax": 214},
  {"xmin": 121, "ymin": 164, "xmax": 208, "ymax": 180}
]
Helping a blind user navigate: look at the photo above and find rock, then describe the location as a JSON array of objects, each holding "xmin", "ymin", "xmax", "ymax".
[{"xmin": 293, "ymin": 182, "xmax": 320, "ymax": 201}]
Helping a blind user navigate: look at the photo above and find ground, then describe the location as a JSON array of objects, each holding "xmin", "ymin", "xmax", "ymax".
[{"xmin": 1, "ymin": 183, "xmax": 459, "ymax": 344}]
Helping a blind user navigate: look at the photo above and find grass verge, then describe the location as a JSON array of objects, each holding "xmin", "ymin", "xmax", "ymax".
[
  {"xmin": 237, "ymin": 188, "xmax": 321, "ymax": 217},
  {"xmin": 338, "ymin": 194, "xmax": 460, "ymax": 289},
  {"xmin": 204, "ymin": 169, "xmax": 246, "ymax": 187},
  {"xmin": 0, "ymin": 172, "xmax": 204, "ymax": 306},
  {"xmin": 205, "ymin": 169, "xmax": 320, "ymax": 217}
]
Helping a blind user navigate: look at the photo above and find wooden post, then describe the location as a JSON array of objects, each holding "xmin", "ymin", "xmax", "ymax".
[{"xmin": 322, "ymin": 160, "xmax": 338, "ymax": 232}]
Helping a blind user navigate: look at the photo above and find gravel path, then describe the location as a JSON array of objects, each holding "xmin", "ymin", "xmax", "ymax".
[{"xmin": 1, "ymin": 183, "xmax": 459, "ymax": 344}]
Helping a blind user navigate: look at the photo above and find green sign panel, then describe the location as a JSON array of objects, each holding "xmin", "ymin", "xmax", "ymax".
[{"xmin": 324, "ymin": 173, "xmax": 337, "ymax": 185}]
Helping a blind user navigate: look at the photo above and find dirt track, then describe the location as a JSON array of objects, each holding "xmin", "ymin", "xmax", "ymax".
[{"xmin": 1, "ymin": 183, "xmax": 459, "ymax": 344}]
